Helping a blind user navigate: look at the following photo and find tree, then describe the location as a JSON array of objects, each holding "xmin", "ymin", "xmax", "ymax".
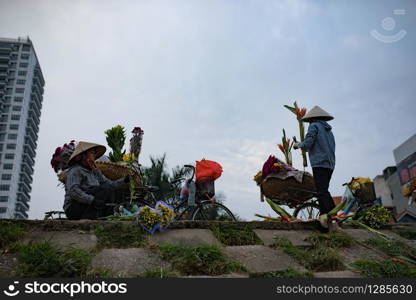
[{"xmin": 141, "ymin": 153, "xmax": 192, "ymax": 206}]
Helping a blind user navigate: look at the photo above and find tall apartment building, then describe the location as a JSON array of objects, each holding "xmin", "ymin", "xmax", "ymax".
[{"xmin": 0, "ymin": 37, "xmax": 45, "ymax": 219}]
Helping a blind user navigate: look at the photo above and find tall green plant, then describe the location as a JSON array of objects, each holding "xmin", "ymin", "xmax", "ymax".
[
  {"xmin": 277, "ymin": 129, "xmax": 293, "ymax": 166},
  {"xmin": 284, "ymin": 101, "xmax": 308, "ymax": 168},
  {"xmin": 104, "ymin": 125, "xmax": 126, "ymax": 162}
]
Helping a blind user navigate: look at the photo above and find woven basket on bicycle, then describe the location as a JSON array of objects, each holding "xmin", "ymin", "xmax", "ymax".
[
  {"xmin": 261, "ymin": 172, "xmax": 316, "ymax": 208},
  {"xmin": 95, "ymin": 161, "xmax": 142, "ymax": 184},
  {"xmin": 57, "ymin": 161, "xmax": 142, "ymax": 185}
]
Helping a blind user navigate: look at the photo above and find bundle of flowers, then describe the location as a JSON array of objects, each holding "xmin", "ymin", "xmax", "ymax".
[
  {"xmin": 50, "ymin": 140, "xmax": 77, "ymax": 173},
  {"xmin": 155, "ymin": 201, "xmax": 175, "ymax": 231},
  {"xmin": 137, "ymin": 206, "xmax": 162, "ymax": 234}
]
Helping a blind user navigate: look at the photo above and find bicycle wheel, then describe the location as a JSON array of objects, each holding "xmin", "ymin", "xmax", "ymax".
[
  {"xmin": 175, "ymin": 205, "xmax": 194, "ymax": 221},
  {"xmin": 293, "ymin": 201, "xmax": 320, "ymax": 221},
  {"xmin": 192, "ymin": 201, "xmax": 236, "ymax": 221}
]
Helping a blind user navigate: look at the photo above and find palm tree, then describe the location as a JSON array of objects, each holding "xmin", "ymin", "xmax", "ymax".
[{"xmin": 141, "ymin": 153, "xmax": 192, "ymax": 206}]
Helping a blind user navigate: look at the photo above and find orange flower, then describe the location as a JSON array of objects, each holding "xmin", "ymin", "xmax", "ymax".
[
  {"xmin": 296, "ymin": 107, "xmax": 307, "ymax": 119},
  {"xmin": 278, "ymin": 144, "xmax": 285, "ymax": 153}
]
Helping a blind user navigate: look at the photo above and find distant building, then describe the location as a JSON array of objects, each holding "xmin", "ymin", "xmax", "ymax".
[
  {"xmin": 0, "ymin": 37, "xmax": 45, "ymax": 219},
  {"xmin": 374, "ymin": 134, "xmax": 416, "ymax": 222}
]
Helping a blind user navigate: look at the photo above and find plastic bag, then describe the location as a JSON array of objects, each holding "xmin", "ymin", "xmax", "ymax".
[{"xmin": 195, "ymin": 159, "xmax": 222, "ymax": 181}]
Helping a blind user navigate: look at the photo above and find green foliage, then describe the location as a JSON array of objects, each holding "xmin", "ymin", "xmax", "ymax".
[
  {"xmin": 105, "ymin": 125, "xmax": 126, "ymax": 162},
  {"xmin": 16, "ymin": 242, "xmax": 93, "ymax": 277},
  {"xmin": 159, "ymin": 243, "xmax": 246, "ymax": 276},
  {"xmin": 211, "ymin": 223, "xmax": 262, "ymax": 246},
  {"xmin": 250, "ymin": 268, "xmax": 314, "ymax": 278},
  {"xmin": 358, "ymin": 204, "xmax": 391, "ymax": 229},
  {"xmin": 273, "ymin": 236, "xmax": 344, "ymax": 272},
  {"xmin": 0, "ymin": 221, "xmax": 27, "ymax": 249},
  {"xmin": 142, "ymin": 154, "xmax": 192, "ymax": 205},
  {"xmin": 353, "ymin": 259, "xmax": 416, "ymax": 278},
  {"xmin": 366, "ymin": 237, "xmax": 416, "ymax": 259},
  {"xmin": 95, "ymin": 224, "xmax": 146, "ymax": 248},
  {"xmin": 306, "ymin": 232, "xmax": 353, "ymax": 249}
]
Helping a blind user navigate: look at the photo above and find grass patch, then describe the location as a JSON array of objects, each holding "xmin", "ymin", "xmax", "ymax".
[
  {"xmin": 366, "ymin": 238, "xmax": 416, "ymax": 259},
  {"xmin": 136, "ymin": 268, "xmax": 180, "ymax": 278},
  {"xmin": 306, "ymin": 232, "xmax": 353, "ymax": 249},
  {"xmin": 95, "ymin": 224, "xmax": 146, "ymax": 248},
  {"xmin": 353, "ymin": 259, "xmax": 416, "ymax": 278},
  {"xmin": 273, "ymin": 237, "xmax": 344, "ymax": 272},
  {"xmin": 159, "ymin": 243, "xmax": 246, "ymax": 276},
  {"xmin": 250, "ymin": 268, "xmax": 314, "ymax": 278},
  {"xmin": 0, "ymin": 221, "xmax": 27, "ymax": 249},
  {"xmin": 16, "ymin": 242, "xmax": 93, "ymax": 277},
  {"xmin": 392, "ymin": 227, "xmax": 416, "ymax": 240},
  {"xmin": 211, "ymin": 223, "xmax": 262, "ymax": 246}
]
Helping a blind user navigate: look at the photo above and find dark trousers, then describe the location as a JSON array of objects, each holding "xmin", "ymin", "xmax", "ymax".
[
  {"xmin": 312, "ymin": 167, "xmax": 336, "ymax": 215},
  {"xmin": 65, "ymin": 184, "xmax": 125, "ymax": 220}
]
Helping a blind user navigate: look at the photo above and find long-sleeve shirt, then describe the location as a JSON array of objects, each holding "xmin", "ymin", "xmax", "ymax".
[
  {"xmin": 63, "ymin": 164, "xmax": 125, "ymax": 211},
  {"xmin": 298, "ymin": 120, "xmax": 336, "ymax": 170}
]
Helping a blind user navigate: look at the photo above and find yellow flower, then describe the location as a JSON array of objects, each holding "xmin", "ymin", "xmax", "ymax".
[{"xmin": 122, "ymin": 154, "xmax": 130, "ymax": 162}]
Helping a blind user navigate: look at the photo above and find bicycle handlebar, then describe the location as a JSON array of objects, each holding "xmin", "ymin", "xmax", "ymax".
[{"xmin": 184, "ymin": 164, "xmax": 195, "ymax": 181}]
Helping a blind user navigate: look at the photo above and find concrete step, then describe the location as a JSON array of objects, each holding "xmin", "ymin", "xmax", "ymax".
[
  {"xmin": 314, "ymin": 270, "xmax": 362, "ymax": 278},
  {"xmin": 91, "ymin": 248, "xmax": 170, "ymax": 277},
  {"xmin": 254, "ymin": 229, "xmax": 313, "ymax": 247},
  {"xmin": 22, "ymin": 230, "xmax": 97, "ymax": 250},
  {"xmin": 148, "ymin": 229, "xmax": 221, "ymax": 246},
  {"xmin": 223, "ymin": 245, "xmax": 306, "ymax": 273}
]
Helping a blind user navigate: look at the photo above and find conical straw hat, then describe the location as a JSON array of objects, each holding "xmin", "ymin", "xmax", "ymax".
[
  {"xmin": 302, "ymin": 106, "xmax": 334, "ymax": 122},
  {"xmin": 68, "ymin": 141, "xmax": 106, "ymax": 165}
]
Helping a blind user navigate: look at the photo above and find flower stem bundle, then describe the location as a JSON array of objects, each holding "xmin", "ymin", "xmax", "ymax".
[{"xmin": 284, "ymin": 101, "xmax": 308, "ymax": 168}]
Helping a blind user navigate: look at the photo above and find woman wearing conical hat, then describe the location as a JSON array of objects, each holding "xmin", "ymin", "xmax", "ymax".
[
  {"xmin": 294, "ymin": 106, "xmax": 336, "ymax": 228},
  {"xmin": 63, "ymin": 141, "xmax": 129, "ymax": 220}
]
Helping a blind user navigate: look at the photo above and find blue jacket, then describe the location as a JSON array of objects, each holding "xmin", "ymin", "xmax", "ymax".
[{"xmin": 298, "ymin": 121, "xmax": 336, "ymax": 170}]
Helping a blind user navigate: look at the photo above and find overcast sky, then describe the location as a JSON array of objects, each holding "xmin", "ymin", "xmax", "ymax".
[{"xmin": 0, "ymin": 0, "xmax": 415, "ymax": 220}]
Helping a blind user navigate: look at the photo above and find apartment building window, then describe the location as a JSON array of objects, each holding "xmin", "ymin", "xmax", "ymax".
[
  {"xmin": 1, "ymin": 174, "xmax": 12, "ymax": 180},
  {"xmin": 11, "ymin": 115, "xmax": 20, "ymax": 121},
  {"xmin": 3, "ymin": 164, "xmax": 13, "ymax": 170},
  {"xmin": 0, "ymin": 134, "xmax": 5, "ymax": 142},
  {"xmin": 0, "ymin": 207, "xmax": 7, "ymax": 214},
  {"xmin": 0, "ymin": 196, "xmax": 8, "ymax": 202},
  {"xmin": 16, "ymin": 79, "xmax": 26, "ymax": 85},
  {"xmin": 5, "ymin": 153, "xmax": 14, "ymax": 159},
  {"xmin": 0, "ymin": 144, "xmax": 3, "ymax": 151},
  {"xmin": 14, "ymin": 97, "xmax": 23, "ymax": 102},
  {"xmin": 22, "ymin": 44, "xmax": 31, "ymax": 51},
  {"xmin": 6, "ymin": 144, "xmax": 16, "ymax": 150},
  {"xmin": 18, "ymin": 71, "xmax": 27, "ymax": 76},
  {"xmin": 19, "ymin": 62, "xmax": 28, "ymax": 68},
  {"xmin": 12, "ymin": 106, "xmax": 22, "ymax": 112},
  {"xmin": 2, "ymin": 105, "xmax": 10, "ymax": 113},
  {"xmin": 0, "ymin": 124, "xmax": 5, "ymax": 131},
  {"xmin": 9, "ymin": 124, "xmax": 18, "ymax": 130},
  {"xmin": 21, "ymin": 54, "xmax": 29, "ymax": 60},
  {"xmin": 15, "ymin": 88, "xmax": 24, "ymax": 94},
  {"xmin": 0, "ymin": 185, "xmax": 10, "ymax": 191},
  {"xmin": 8, "ymin": 134, "xmax": 17, "ymax": 140},
  {"xmin": 3, "ymin": 97, "xmax": 11, "ymax": 104},
  {"xmin": 0, "ymin": 115, "xmax": 8, "ymax": 122}
]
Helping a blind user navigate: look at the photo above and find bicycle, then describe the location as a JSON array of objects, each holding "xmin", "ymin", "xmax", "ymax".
[
  {"xmin": 112, "ymin": 163, "xmax": 237, "ymax": 221},
  {"xmin": 293, "ymin": 177, "xmax": 377, "ymax": 221}
]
